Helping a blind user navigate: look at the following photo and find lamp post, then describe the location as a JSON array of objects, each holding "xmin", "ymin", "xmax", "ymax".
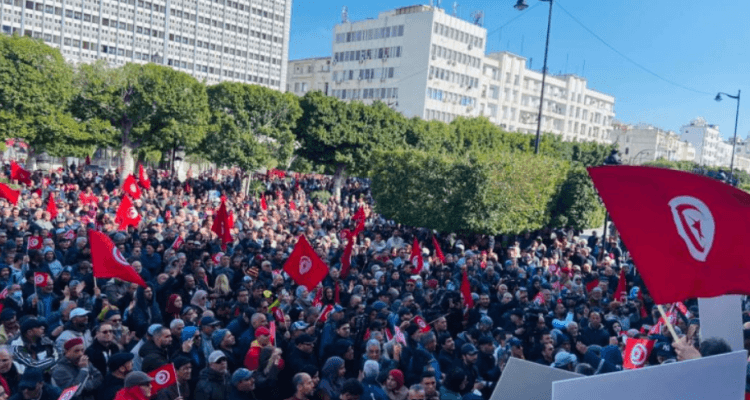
[
  {"xmin": 715, "ymin": 90, "xmax": 741, "ymax": 182},
  {"xmin": 514, "ymin": 0, "xmax": 553, "ymax": 155},
  {"xmin": 599, "ymin": 149, "xmax": 622, "ymax": 262}
]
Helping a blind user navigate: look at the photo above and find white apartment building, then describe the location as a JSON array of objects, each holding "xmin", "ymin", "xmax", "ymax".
[
  {"xmin": 2, "ymin": 0, "xmax": 291, "ymax": 89},
  {"xmin": 287, "ymin": 4, "xmax": 616, "ymax": 144},
  {"xmin": 610, "ymin": 123, "xmax": 695, "ymax": 164},
  {"xmin": 681, "ymin": 117, "xmax": 723, "ymax": 166},
  {"xmin": 479, "ymin": 52, "xmax": 615, "ymax": 144},
  {"xmin": 286, "ymin": 56, "xmax": 331, "ymax": 96}
]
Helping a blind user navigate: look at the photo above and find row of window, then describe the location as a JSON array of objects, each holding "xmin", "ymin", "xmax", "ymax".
[
  {"xmin": 430, "ymin": 44, "xmax": 481, "ymax": 69},
  {"xmin": 332, "ymin": 46, "xmax": 402, "ymax": 63},
  {"xmin": 426, "ymin": 87, "xmax": 476, "ymax": 107},
  {"xmin": 168, "ymin": 58, "xmax": 279, "ymax": 86},
  {"xmin": 433, "ymin": 22, "xmax": 483, "ymax": 49},
  {"xmin": 332, "ymin": 67, "xmax": 395, "ymax": 82},
  {"xmin": 169, "ymin": 11, "xmax": 283, "ymax": 43},
  {"xmin": 168, "ymin": 34, "xmax": 282, "ymax": 65},
  {"xmin": 334, "ymin": 25, "xmax": 404, "ymax": 43},
  {"xmin": 332, "ymin": 87, "xmax": 398, "ymax": 101},
  {"xmin": 425, "ymin": 108, "xmax": 460, "ymax": 123},
  {"xmin": 428, "ymin": 66, "xmax": 479, "ymax": 88}
]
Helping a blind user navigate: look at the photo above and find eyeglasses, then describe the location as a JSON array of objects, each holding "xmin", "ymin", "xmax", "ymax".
[
  {"xmin": 110, "ymin": 319, "xmax": 122, "ymax": 323},
  {"xmin": 100, "ymin": 330, "xmax": 113, "ymax": 334}
]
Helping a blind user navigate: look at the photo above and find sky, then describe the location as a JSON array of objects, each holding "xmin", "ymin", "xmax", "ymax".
[{"xmin": 289, "ymin": 0, "xmax": 750, "ymax": 141}]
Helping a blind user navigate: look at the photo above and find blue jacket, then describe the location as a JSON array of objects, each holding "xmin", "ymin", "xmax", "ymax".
[{"xmin": 361, "ymin": 376, "xmax": 388, "ymax": 400}]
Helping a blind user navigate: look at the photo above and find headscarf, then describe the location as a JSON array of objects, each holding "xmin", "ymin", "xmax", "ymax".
[
  {"xmin": 320, "ymin": 356, "xmax": 345, "ymax": 399},
  {"xmin": 191, "ymin": 290, "xmax": 208, "ymax": 311},
  {"xmin": 166, "ymin": 294, "xmax": 182, "ymax": 315},
  {"xmin": 389, "ymin": 369, "xmax": 404, "ymax": 390}
]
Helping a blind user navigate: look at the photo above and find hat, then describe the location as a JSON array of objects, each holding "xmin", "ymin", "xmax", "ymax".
[
  {"xmin": 200, "ymin": 316, "xmax": 220, "ymax": 327},
  {"xmin": 20, "ymin": 318, "xmax": 41, "ymax": 334},
  {"xmin": 64, "ymin": 337, "xmax": 84, "ymax": 351},
  {"xmin": 291, "ymin": 321, "xmax": 309, "ymax": 332},
  {"xmin": 656, "ymin": 342, "xmax": 676, "ymax": 358},
  {"xmin": 553, "ymin": 351, "xmax": 577, "ymax": 368},
  {"xmin": 0, "ymin": 309, "xmax": 16, "ymax": 322},
  {"xmin": 255, "ymin": 326, "xmax": 270, "ymax": 337},
  {"xmin": 148, "ymin": 324, "xmax": 164, "ymax": 336},
  {"xmin": 68, "ymin": 280, "xmax": 80, "ymax": 288},
  {"xmin": 295, "ymin": 334, "xmax": 315, "ymax": 345},
  {"xmin": 18, "ymin": 367, "xmax": 43, "ymax": 390},
  {"xmin": 508, "ymin": 338, "xmax": 523, "ymax": 348},
  {"xmin": 70, "ymin": 308, "xmax": 89, "ymax": 319},
  {"xmin": 231, "ymin": 368, "xmax": 253, "ymax": 386},
  {"xmin": 108, "ymin": 352, "xmax": 135, "ymax": 371},
  {"xmin": 211, "ymin": 329, "xmax": 229, "ymax": 349},
  {"xmin": 208, "ymin": 350, "xmax": 227, "ymax": 364},
  {"xmin": 461, "ymin": 343, "xmax": 478, "ymax": 355},
  {"xmin": 332, "ymin": 305, "xmax": 344, "ymax": 314},
  {"xmin": 124, "ymin": 371, "xmax": 153, "ymax": 388},
  {"xmin": 372, "ymin": 301, "xmax": 387, "ymax": 311},
  {"xmin": 173, "ymin": 356, "xmax": 192, "ymax": 370}
]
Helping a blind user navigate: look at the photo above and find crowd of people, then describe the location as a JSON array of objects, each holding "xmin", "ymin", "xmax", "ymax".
[{"xmin": 0, "ymin": 161, "xmax": 740, "ymax": 400}]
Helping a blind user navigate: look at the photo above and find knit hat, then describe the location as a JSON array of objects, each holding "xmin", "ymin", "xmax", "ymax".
[
  {"xmin": 173, "ymin": 356, "xmax": 192, "ymax": 371},
  {"xmin": 108, "ymin": 352, "xmax": 135, "ymax": 371},
  {"xmin": 255, "ymin": 326, "xmax": 270, "ymax": 337},
  {"xmin": 212, "ymin": 329, "xmax": 228, "ymax": 349},
  {"xmin": 124, "ymin": 371, "xmax": 153, "ymax": 388},
  {"xmin": 231, "ymin": 368, "xmax": 253, "ymax": 386},
  {"xmin": 64, "ymin": 337, "xmax": 84, "ymax": 351},
  {"xmin": 389, "ymin": 369, "xmax": 404, "ymax": 390},
  {"xmin": 181, "ymin": 326, "xmax": 198, "ymax": 343}
]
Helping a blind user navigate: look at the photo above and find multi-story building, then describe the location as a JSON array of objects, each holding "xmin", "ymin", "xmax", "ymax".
[
  {"xmin": 286, "ymin": 56, "xmax": 331, "ymax": 96},
  {"xmin": 286, "ymin": 4, "xmax": 616, "ymax": 144},
  {"xmin": 610, "ymin": 123, "xmax": 695, "ymax": 164},
  {"xmin": 479, "ymin": 52, "xmax": 615, "ymax": 144},
  {"xmin": 681, "ymin": 117, "xmax": 722, "ymax": 166},
  {"xmin": 1, "ymin": 0, "xmax": 291, "ymax": 89}
]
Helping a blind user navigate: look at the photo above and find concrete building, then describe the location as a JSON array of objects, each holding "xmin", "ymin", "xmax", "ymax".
[
  {"xmin": 610, "ymin": 123, "xmax": 695, "ymax": 164},
  {"xmin": 2, "ymin": 0, "xmax": 292, "ymax": 90},
  {"xmin": 681, "ymin": 117, "xmax": 722, "ymax": 166},
  {"xmin": 286, "ymin": 4, "xmax": 616, "ymax": 144},
  {"xmin": 286, "ymin": 56, "xmax": 331, "ymax": 96}
]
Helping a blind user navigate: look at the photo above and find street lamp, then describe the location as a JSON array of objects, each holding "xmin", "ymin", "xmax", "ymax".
[
  {"xmin": 599, "ymin": 148, "xmax": 621, "ymax": 261},
  {"xmin": 715, "ymin": 90, "xmax": 741, "ymax": 182},
  {"xmin": 515, "ymin": 0, "xmax": 553, "ymax": 155}
]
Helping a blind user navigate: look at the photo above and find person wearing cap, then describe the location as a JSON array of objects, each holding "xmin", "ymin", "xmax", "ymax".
[
  {"xmin": 156, "ymin": 356, "xmax": 192, "ymax": 400},
  {"xmin": 95, "ymin": 352, "xmax": 134, "ymax": 400},
  {"xmin": 227, "ymin": 368, "xmax": 255, "ymax": 400},
  {"xmin": 457, "ymin": 343, "xmax": 480, "ymax": 396},
  {"xmin": 243, "ymin": 326, "xmax": 271, "ymax": 371},
  {"xmin": 195, "ymin": 351, "xmax": 230, "ymax": 400},
  {"xmin": 113, "ymin": 371, "xmax": 154, "ymax": 400},
  {"xmin": 85, "ymin": 323, "xmax": 120, "ymax": 377},
  {"xmin": 198, "ymin": 316, "xmax": 220, "ymax": 361},
  {"xmin": 9, "ymin": 367, "xmax": 60, "ymax": 400},
  {"xmin": 318, "ymin": 304, "xmax": 345, "ymax": 359},
  {"xmin": 211, "ymin": 329, "xmax": 239, "ymax": 371},
  {"xmin": 50, "ymin": 337, "xmax": 103, "ymax": 400},
  {"xmin": 54, "ymin": 308, "xmax": 92, "ymax": 357},
  {"xmin": 10, "ymin": 317, "xmax": 57, "ymax": 373},
  {"xmin": 287, "ymin": 334, "xmax": 317, "ymax": 377}
]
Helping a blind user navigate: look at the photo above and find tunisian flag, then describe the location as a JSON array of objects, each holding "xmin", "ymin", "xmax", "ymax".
[
  {"xmin": 0, "ymin": 183, "xmax": 19, "ymax": 205},
  {"xmin": 614, "ymin": 268, "xmax": 627, "ymax": 302},
  {"xmin": 89, "ymin": 230, "xmax": 147, "ymax": 287},
  {"xmin": 138, "ymin": 165, "xmax": 151, "ymax": 189},
  {"xmin": 340, "ymin": 230, "xmax": 354, "ymax": 278},
  {"xmin": 410, "ymin": 237, "xmax": 424, "ymax": 274},
  {"xmin": 283, "ymin": 235, "xmax": 328, "ymax": 290},
  {"xmin": 622, "ymin": 338, "xmax": 655, "ymax": 369},
  {"xmin": 122, "ymin": 174, "xmax": 141, "ymax": 200},
  {"xmin": 461, "ymin": 271, "xmax": 474, "ymax": 308},
  {"xmin": 431, "ymin": 236, "xmax": 446, "ymax": 263},
  {"xmin": 588, "ymin": 166, "xmax": 750, "ymax": 304},
  {"xmin": 46, "ymin": 193, "xmax": 58, "ymax": 219},
  {"xmin": 10, "ymin": 161, "xmax": 31, "ymax": 186},
  {"xmin": 27, "ymin": 236, "xmax": 42, "ymax": 251},
  {"xmin": 147, "ymin": 363, "xmax": 177, "ymax": 392},
  {"xmin": 211, "ymin": 198, "xmax": 233, "ymax": 250},
  {"xmin": 115, "ymin": 195, "xmax": 141, "ymax": 230}
]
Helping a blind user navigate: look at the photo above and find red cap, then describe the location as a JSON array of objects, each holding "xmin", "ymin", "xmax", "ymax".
[
  {"xmin": 64, "ymin": 337, "xmax": 84, "ymax": 351},
  {"xmin": 255, "ymin": 327, "xmax": 271, "ymax": 337}
]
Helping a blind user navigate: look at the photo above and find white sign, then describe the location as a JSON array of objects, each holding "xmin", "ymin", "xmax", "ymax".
[
  {"xmin": 699, "ymin": 295, "xmax": 744, "ymax": 353},
  {"xmin": 489, "ymin": 357, "xmax": 581, "ymax": 400}
]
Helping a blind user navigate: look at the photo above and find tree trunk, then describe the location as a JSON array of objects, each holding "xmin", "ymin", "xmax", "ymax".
[
  {"xmin": 121, "ymin": 145, "xmax": 135, "ymax": 181},
  {"xmin": 333, "ymin": 163, "xmax": 346, "ymax": 200},
  {"xmin": 26, "ymin": 148, "xmax": 37, "ymax": 170}
]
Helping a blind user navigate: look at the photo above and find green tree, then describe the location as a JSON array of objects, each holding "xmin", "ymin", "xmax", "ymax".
[
  {"xmin": 0, "ymin": 35, "xmax": 111, "ymax": 163},
  {"xmin": 202, "ymin": 82, "xmax": 301, "ymax": 172},
  {"xmin": 549, "ymin": 165, "xmax": 606, "ymax": 230}
]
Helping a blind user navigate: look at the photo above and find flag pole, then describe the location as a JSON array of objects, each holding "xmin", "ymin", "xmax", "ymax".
[{"xmin": 656, "ymin": 304, "xmax": 680, "ymax": 340}]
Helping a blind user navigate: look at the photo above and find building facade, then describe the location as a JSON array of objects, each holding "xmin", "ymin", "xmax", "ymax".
[
  {"xmin": 610, "ymin": 123, "xmax": 695, "ymax": 164},
  {"xmin": 2, "ymin": 0, "xmax": 291, "ymax": 89},
  {"xmin": 286, "ymin": 56, "xmax": 331, "ymax": 96},
  {"xmin": 681, "ymin": 117, "xmax": 722, "ymax": 166},
  {"xmin": 286, "ymin": 4, "xmax": 616, "ymax": 144}
]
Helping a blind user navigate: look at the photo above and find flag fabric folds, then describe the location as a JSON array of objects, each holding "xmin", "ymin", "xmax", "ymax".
[
  {"xmin": 89, "ymin": 230, "xmax": 147, "ymax": 287},
  {"xmin": 0, "ymin": 183, "xmax": 20, "ymax": 205},
  {"xmin": 122, "ymin": 174, "xmax": 142, "ymax": 200},
  {"xmin": 138, "ymin": 165, "xmax": 151, "ymax": 189},
  {"xmin": 10, "ymin": 161, "xmax": 31, "ymax": 186},
  {"xmin": 410, "ymin": 237, "xmax": 424, "ymax": 274},
  {"xmin": 283, "ymin": 235, "xmax": 328, "ymax": 290},
  {"xmin": 461, "ymin": 271, "xmax": 474, "ymax": 309},
  {"xmin": 147, "ymin": 363, "xmax": 177, "ymax": 392},
  {"xmin": 210, "ymin": 198, "xmax": 233, "ymax": 250},
  {"xmin": 622, "ymin": 338, "xmax": 655, "ymax": 369},
  {"xmin": 46, "ymin": 193, "xmax": 58, "ymax": 219},
  {"xmin": 115, "ymin": 195, "xmax": 141, "ymax": 230}
]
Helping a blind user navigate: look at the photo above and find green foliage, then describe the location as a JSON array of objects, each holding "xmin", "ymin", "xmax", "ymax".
[
  {"xmin": 309, "ymin": 190, "xmax": 332, "ymax": 203},
  {"xmin": 371, "ymin": 149, "xmax": 568, "ymax": 235},
  {"xmin": 643, "ymin": 159, "xmax": 750, "ymax": 186},
  {"xmin": 549, "ymin": 165, "xmax": 605, "ymax": 230},
  {"xmin": 202, "ymin": 82, "xmax": 301, "ymax": 171}
]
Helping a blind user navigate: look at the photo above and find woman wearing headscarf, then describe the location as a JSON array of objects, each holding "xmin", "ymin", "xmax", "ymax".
[
  {"xmin": 191, "ymin": 290, "xmax": 209, "ymax": 313},
  {"xmin": 294, "ymin": 286, "xmax": 313, "ymax": 309},
  {"xmin": 164, "ymin": 294, "xmax": 183, "ymax": 326},
  {"xmin": 319, "ymin": 356, "xmax": 346, "ymax": 400},
  {"xmin": 384, "ymin": 369, "xmax": 407, "ymax": 400}
]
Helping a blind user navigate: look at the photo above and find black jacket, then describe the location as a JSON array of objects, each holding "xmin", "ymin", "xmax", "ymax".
[
  {"xmin": 194, "ymin": 368, "xmax": 229, "ymax": 400},
  {"xmin": 85, "ymin": 339, "xmax": 121, "ymax": 377},
  {"xmin": 140, "ymin": 340, "xmax": 169, "ymax": 373}
]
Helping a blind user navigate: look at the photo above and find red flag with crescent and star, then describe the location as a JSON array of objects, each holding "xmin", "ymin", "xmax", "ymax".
[{"xmin": 283, "ymin": 235, "xmax": 328, "ymax": 290}]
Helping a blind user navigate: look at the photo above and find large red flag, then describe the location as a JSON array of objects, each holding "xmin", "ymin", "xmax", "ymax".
[
  {"xmin": 147, "ymin": 363, "xmax": 177, "ymax": 392},
  {"xmin": 461, "ymin": 271, "xmax": 474, "ymax": 308},
  {"xmin": 622, "ymin": 338, "xmax": 655, "ymax": 369},
  {"xmin": 410, "ymin": 237, "xmax": 424, "ymax": 274},
  {"xmin": 431, "ymin": 236, "xmax": 446, "ymax": 263},
  {"xmin": 0, "ymin": 183, "xmax": 19, "ymax": 205},
  {"xmin": 353, "ymin": 207, "xmax": 366, "ymax": 224},
  {"xmin": 138, "ymin": 164, "xmax": 151, "ymax": 189},
  {"xmin": 115, "ymin": 195, "xmax": 141, "ymax": 230},
  {"xmin": 46, "ymin": 192, "xmax": 58, "ymax": 219},
  {"xmin": 211, "ymin": 198, "xmax": 232, "ymax": 250},
  {"xmin": 10, "ymin": 161, "xmax": 31, "ymax": 186},
  {"xmin": 260, "ymin": 196, "xmax": 268, "ymax": 211},
  {"xmin": 122, "ymin": 174, "xmax": 141, "ymax": 200},
  {"xmin": 614, "ymin": 268, "xmax": 627, "ymax": 302},
  {"xmin": 283, "ymin": 235, "xmax": 328, "ymax": 290},
  {"xmin": 89, "ymin": 230, "xmax": 147, "ymax": 287},
  {"xmin": 588, "ymin": 166, "xmax": 750, "ymax": 303}
]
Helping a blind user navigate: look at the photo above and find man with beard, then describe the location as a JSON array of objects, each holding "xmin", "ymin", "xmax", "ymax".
[
  {"xmin": 85, "ymin": 323, "xmax": 120, "ymax": 376},
  {"xmin": 50, "ymin": 338, "xmax": 103, "ymax": 400},
  {"xmin": 96, "ymin": 352, "xmax": 134, "ymax": 400},
  {"xmin": 10, "ymin": 318, "xmax": 57, "ymax": 373},
  {"xmin": 54, "ymin": 308, "xmax": 92, "ymax": 356},
  {"xmin": 140, "ymin": 326, "xmax": 173, "ymax": 373}
]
